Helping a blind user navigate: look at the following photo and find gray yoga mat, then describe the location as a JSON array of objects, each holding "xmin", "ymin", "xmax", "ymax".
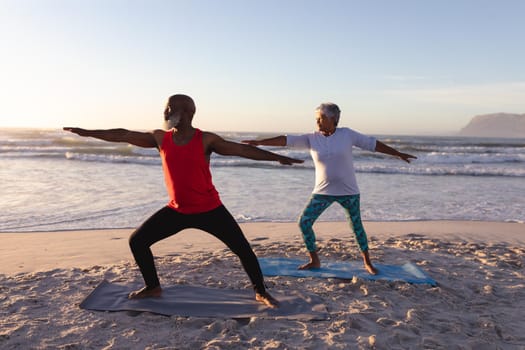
[
  {"xmin": 80, "ymin": 280, "xmax": 329, "ymax": 320},
  {"xmin": 259, "ymin": 257, "xmax": 437, "ymax": 286}
]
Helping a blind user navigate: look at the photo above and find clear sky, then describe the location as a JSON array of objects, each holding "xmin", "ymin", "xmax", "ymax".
[{"xmin": 1, "ymin": 0, "xmax": 524, "ymax": 135}]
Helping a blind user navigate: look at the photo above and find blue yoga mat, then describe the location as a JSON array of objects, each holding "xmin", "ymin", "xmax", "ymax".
[{"xmin": 259, "ymin": 257, "xmax": 437, "ymax": 286}]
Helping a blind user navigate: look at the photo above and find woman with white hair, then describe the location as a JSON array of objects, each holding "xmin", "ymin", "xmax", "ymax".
[{"xmin": 243, "ymin": 103, "xmax": 416, "ymax": 274}]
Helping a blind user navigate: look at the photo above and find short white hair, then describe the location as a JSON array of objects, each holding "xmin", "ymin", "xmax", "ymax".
[{"xmin": 316, "ymin": 103, "xmax": 341, "ymax": 125}]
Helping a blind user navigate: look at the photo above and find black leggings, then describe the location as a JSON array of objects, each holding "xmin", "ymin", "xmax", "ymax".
[{"xmin": 129, "ymin": 205, "xmax": 266, "ymax": 294}]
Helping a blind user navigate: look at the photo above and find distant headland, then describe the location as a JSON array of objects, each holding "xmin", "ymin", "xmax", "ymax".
[{"xmin": 459, "ymin": 113, "xmax": 525, "ymax": 138}]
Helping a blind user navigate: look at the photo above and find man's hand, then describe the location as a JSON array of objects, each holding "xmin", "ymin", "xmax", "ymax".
[
  {"xmin": 63, "ymin": 127, "xmax": 88, "ymax": 136},
  {"xmin": 241, "ymin": 136, "xmax": 286, "ymax": 147},
  {"xmin": 398, "ymin": 152, "xmax": 417, "ymax": 163},
  {"xmin": 241, "ymin": 136, "xmax": 298, "ymax": 164},
  {"xmin": 278, "ymin": 156, "xmax": 303, "ymax": 165},
  {"xmin": 206, "ymin": 133, "xmax": 302, "ymax": 165}
]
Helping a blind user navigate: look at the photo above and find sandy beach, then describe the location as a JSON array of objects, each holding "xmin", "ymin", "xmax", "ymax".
[{"xmin": 1, "ymin": 221, "xmax": 524, "ymax": 349}]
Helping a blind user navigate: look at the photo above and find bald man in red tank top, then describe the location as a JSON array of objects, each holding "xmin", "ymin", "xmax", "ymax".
[{"xmin": 64, "ymin": 94, "xmax": 302, "ymax": 308}]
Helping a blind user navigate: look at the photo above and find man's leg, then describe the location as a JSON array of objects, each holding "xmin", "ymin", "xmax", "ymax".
[
  {"xmin": 298, "ymin": 194, "xmax": 333, "ymax": 269},
  {"xmin": 338, "ymin": 195, "xmax": 378, "ymax": 275},
  {"xmin": 194, "ymin": 205, "xmax": 278, "ymax": 308},
  {"xmin": 128, "ymin": 206, "xmax": 188, "ymax": 298}
]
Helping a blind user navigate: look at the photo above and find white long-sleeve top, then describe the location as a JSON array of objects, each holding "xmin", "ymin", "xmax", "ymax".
[{"xmin": 286, "ymin": 127, "xmax": 377, "ymax": 195}]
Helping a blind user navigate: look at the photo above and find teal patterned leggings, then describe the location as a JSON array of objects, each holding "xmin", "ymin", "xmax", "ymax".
[{"xmin": 299, "ymin": 194, "xmax": 369, "ymax": 252}]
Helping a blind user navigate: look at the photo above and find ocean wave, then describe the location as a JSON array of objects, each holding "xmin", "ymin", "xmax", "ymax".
[
  {"xmin": 416, "ymin": 152, "xmax": 525, "ymax": 164},
  {"xmin": 14, "ymin": 151, "xmax": 519, "ymax": 177},
  {"xmin": 15, "ymin": 146, "xmax": 522, "ymax": 166},
  {"xmin": 3, "ymin": 128, "xmax": 524, "ymax": 177},
  {"xmin": 355, "ymin": 164, "xmax": 525, "ymax": 177},
  {"xmin": 64, "ymin": 152, "xmax": 160, "ymax": 165}
]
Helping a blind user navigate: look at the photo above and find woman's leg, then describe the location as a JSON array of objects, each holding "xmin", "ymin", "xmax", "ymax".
[
  {"xmin": 338, "ymin": 195, "xmax": 377, "ymax": 274},
  {"xmin": 298, "ymin": 194, "xmax": 334, "ymax": 269},
  {"xmin": 298, "ymin": 194, "xmax": 334, "ymax": 253}
]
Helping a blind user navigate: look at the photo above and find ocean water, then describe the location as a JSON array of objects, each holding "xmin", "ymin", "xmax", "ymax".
[{"xmin": 1, "ymin": 128, "xmax": 524, "ymax": 232}]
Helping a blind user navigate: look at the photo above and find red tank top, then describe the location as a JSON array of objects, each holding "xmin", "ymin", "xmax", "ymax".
[{"xmin": 159, "ymin": 129, "xmax": 222, "ymax": 214}]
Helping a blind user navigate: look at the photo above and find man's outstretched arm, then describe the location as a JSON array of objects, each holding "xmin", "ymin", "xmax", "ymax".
[
  {"xmin": 63, "ymin": 127, "xmax": 159, "ymax": 148},
  {"xmin": 242, "ymin": 135, "xmax": 287, "ymax": 147},
  {"xmin": 206, "ymin": 133, "xmax": 301, "ymax": 165},
  {"xmin": 375, "ymin": 140, "xmax": 417, "ymax": 163}
]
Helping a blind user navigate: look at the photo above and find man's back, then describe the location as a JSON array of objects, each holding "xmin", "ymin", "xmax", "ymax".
[{"xmin": 159, "ymin": 129, "xmax": 222, "ymax": 214}]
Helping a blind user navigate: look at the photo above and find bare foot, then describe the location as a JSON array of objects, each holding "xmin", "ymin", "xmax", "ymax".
[
  {"xmin": 128, "ymin": 286, "xmax": 162, "ymax": 299},
  {"xmin": 255, "ymin": 292, "xmax": 279, "ymax": 308},
  {"xmin": 364, "ymin": 263, "xmax": 378, "ymax": 275},
  {"xmin": 299, "ymin": 251, "xmax": 321, "ymax": 270},
  {"xmin": 298, "ymin": 261, "xmax": 321, "ymax": 270},
  {"xmin": 361, "ymin": 250, "xmax": 378, "ymax": 275}
]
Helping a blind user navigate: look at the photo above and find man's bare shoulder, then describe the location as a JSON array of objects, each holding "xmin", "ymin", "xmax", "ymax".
[
  {"xmin": 151, "ymin": 129, "xmax": 166, "ymax": 147},
  {"xmin": 201, "ymin": 130, "xmax": 220, "ymax": 138},
  {"xmin": 202, "ymin": 131, "xmax": 224, "ymax": 144},
  {"xmin": 152, "ymin": 129, "xmax": 166, "ymax": 137}
]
